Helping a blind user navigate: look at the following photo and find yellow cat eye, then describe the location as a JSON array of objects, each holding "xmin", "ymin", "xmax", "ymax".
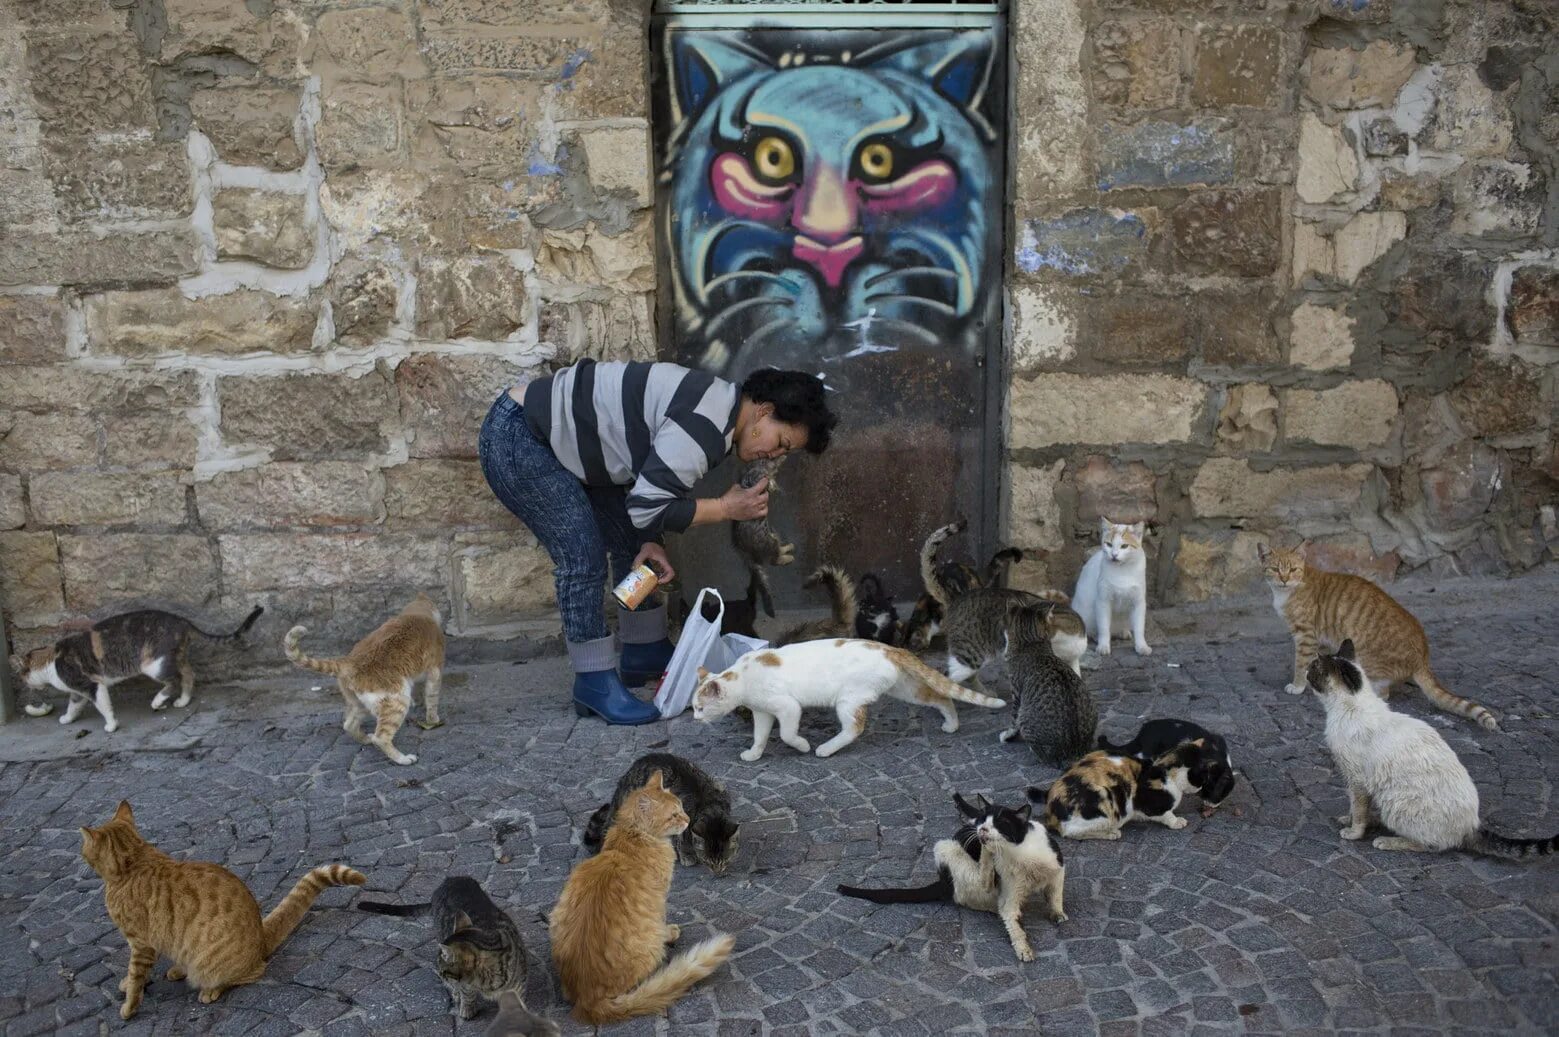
[
  {"xmin": 752, "ymin": 136, "xmax": 796, "ymax": 182},
  {"xmin": 858, "ymin": 142, "xmax": 894, "ymax": 181}
]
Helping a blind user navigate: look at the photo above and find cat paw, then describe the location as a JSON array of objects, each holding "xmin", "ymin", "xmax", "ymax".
[
  {"xmin": 199, "ymin": 989, "xmax": 223, "ymax": 1004},
  {"xmin": 999, "ymin": 728, "xmax": 1019, "ymax": 743},
  {"xmin": 120, "ymin": 1001, "xmax": 140, "ymax": 1021},
  {"xmin": 393, "ymin": 753, "xmax": 418, "ymax": 766},
  {"xmin": 941, "ymin": 718, "xmax": 959, "ymax": 734},
  {"xmin": 1284, "ymin": 682, "xmax": 1306, "ymax": 696},
  {"xmin": 414, "ymin": 718, "xmax": 444, "ymax": 731},
  {"xmin": 740, "ymin": 748, "xmax": 765, "ymax": 762},
  {"xmin": 150, "ymin": 697, "xmax": 170, "ymax": 711},
  {"xmin": 1339, "ymin": 825, "xmax": 1366, "ymax": 841},
  {"xmin": 815, "ymin": 743, "xmax": 840, "ymax": 759},
  {"xmin": 1134, "ymin": 643, "xmax": 1152, "ymax": 656},
  {"xmin": 664, "ymin": 925, "xmax": 681, "ymax": 944},
  {"xmin": 1094, "ymin": 643, "xmax": 1111, "ymax": 656},
  {"xmin": 1105, "ymin": 830, "xmax": 1122, "ymax": 840},
  {"xmin": 103, "ymin": 720, "xmax": 119, "ymax": 733},
  {"xmin": 786, "ymin": 738, "xmax": 811, "ymax": 755},
  {"xmin": 1013, "ymin": 943, "xmax": 1036, "ymax": 963},
  {"xmin": 1051, "ymin": 912, "xmax": 1068, "ymax": 925},
  {"xmin": 165, "ymin": 966, "xmax": 186, "ymax": 982},
  {"xmin": 1166, "ymin": 816, "xmax": 1188, "ymax": 829},
  {"xmin": 58, "ymin": 713, "xmax": 73, "ymax": 725}
]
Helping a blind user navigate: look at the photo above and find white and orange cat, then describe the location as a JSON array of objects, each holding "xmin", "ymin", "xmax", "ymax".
[
  {"xmin": 284, "ymin": 593, "xmax": 446, "ymax": 765},
  {"xmin": 692, "ymin": 638, "xmax": 1006, "ymax": 761},
  {"xmin": 1072, "ymin": 518, "xmax": 1151, "ymax": 656},
  {"xmin": 1259, "ymin": 543, "xmax": 1498, "ymax": 731}
]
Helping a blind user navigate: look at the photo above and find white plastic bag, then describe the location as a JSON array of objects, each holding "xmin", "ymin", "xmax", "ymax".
[{"xmin": 654, "ymin": 589, "xmax": 770, "ymax": 718}]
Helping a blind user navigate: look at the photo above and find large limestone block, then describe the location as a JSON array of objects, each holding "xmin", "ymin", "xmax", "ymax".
[
  {"xmin": 1190, "ymin": 459, "xmax": 1370, "ymax": 520},
  {"xmin": 196, "ymin": 463, "xmax": 385, "ymax": 530},
  {"xmin": 0, "ymin": 531, "xmax": 63, "ymax": 622},
  {"xmin": 1010, "ymin": 374, "xmax": 1206, "ymax": 449},
  {"xmin": 59, "ymin": 534, "xmax": 219, "ymax": 610},
  {"xmin": 1004, "ymin": 459, "xmax": 1065, "ymax": 552},
  {"xmin": 1280, "ymin": 381, "xmax": 1398, "ymax": 449},
  {"xmin": 86, "ymin": 288, "xmax": 318, "ymax": 357},
  {"xmin": 29, "ymin": 471, "xmax": 188, "ymax": 528},
  {"xmin": 219, "ymin": 532, "xmax": 446, "ymax": 591}
]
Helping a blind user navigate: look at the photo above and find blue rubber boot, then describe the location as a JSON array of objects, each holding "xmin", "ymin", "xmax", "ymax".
[
  {"xmin": 619, "ymin": 603, "xmax": 674, "ymax": 687},
  {"xmin": 572, "ymin": 669, "xmax": 660, "ymax": 725}
]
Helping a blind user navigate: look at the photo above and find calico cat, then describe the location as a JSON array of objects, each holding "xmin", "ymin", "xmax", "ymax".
[
  {"xmin": 18, "ymin": 605, "xmax": 263, "ymax": 732},
  {"xmin": 583, "ymin": 752, "xmax": 740, "ymax": 874},
  {"xmin": 998, "ymin": 616, "xmax": 1097, "ymax": 766},
  {"xmin": 774, "ymin": 566, "xmax": 858, "ymax": 646},
  {"xmin": 693, "ymin": 638, "xmax": 1005, "ymax": 761},
  {"xmin": 854, "ymin": 573, "xmax": 901, "ymax": 644},
  {"xmin": 1259, "ymin": 543, "xmax": 1498, "ymax": 731},
  {"xmin": 1307, "ymin": 641, "xmax": 1555, "ymax": 857},
  {"xmin": 730, "ymin": 457, "xmax": 793, "ymax": 612},
  {"xmin": 550, "ymin": 771, "xmax": 737, "ymax": 1024},
  {"xmin": 837, "ymin": 793, "xmax": 1066, "ymax": 962},
  {"xmin": 487, "ymin": 990, "xmax": 562, "ymax": 1037},
  {"xmin": 1034, "ymin": 741, "xmax": 1223, "ymax": 840},
  {"xmin": 80, "ymin": 801, "xmax": 364, "ymax": 1019},
  {"xmin": 284, "ymin": 593, "xmax": 446, "ymax": 766},
  {"xmin": 1072, "ymin": 518, "xmax": 1152, "ymax": 656},
  {"xmin": 357, "ymin": 876, "xmax": 534, "ymax": 1022},
  {"xmin": 1097, "ymin": 719, "xmax": 1236, "ymax": 806}
]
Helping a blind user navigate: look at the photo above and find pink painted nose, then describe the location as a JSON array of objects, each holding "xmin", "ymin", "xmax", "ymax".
[{"xmin": 791, "ymin": 164, "xmax": 862, "ymax": 286}]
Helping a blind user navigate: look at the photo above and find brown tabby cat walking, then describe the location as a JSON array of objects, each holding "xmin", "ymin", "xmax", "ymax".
[
  {"xmin": 1258, "ymin": 543, "xmax": 1499, "ymax": 731},
  {"xmin": 80, "ymin": 801, "xmax": 364, "ymax": 1020},
  {"xmin": 284, "ymin": 593, "xmax": 446, "ymax": 765},
  {"xmin": 550, "ymin": 771, "xmax": 736, "ymax": 1024}
]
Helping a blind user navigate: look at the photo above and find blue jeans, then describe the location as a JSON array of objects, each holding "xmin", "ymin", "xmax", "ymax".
[{"xmin": 478, "ymin": 392, "xmax": 653, "ymax": 646}]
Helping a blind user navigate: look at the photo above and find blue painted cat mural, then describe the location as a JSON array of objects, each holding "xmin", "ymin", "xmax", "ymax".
[{"xmin": 658, "ymin": 29, "xmax": 999, "ymax": 379}]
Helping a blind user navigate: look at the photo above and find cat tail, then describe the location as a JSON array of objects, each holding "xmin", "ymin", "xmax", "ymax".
[
  {"xmin": 804, "ymin": 566, "xmax": 857, "ymax": 627},
  {"xmin": 283, "ymin": 625, "xmax": 350, "ymax": 677},
  {"xmin": 579, "ymin": 933, "xmax": 736, "ymax": 1024},
  {"xmin": 836, "ymin": 870, "xmax": 953, "ymax": 904},
  {"xmin": 1414, "ymin": 668, "xmax": 1500, "ymax": 732},
  {"xmin": 1465, "ymin": 828, "xmax": 1559, "ymax": 860},
  {"xmin": 889, "ymin": 647, "xmax": 1005, "ymax": 708},
  {"xmin": 354, "ymin": 899, "xmax": 432, "ymax": 917},
  {"xmin": 191, "ymin": 604, "xmax": 265, "ymax": 642},
  {"xmin": 749, "ymin": 566, "xmax": 775, "ymax": 619},
  {"xmin": 262, "ymin": 865, "xmax": 366, "ymax": 957},
  {"xmin": 983, "ymin": 547, "xmax": 1023, "ymax": 588},
  {"xmin": 919, "ymin": 521, "xmax": 965, "ymax": 605},
  {"xmin": 581, "ymin": 802, "xmax": 611, "ymax": 852}
]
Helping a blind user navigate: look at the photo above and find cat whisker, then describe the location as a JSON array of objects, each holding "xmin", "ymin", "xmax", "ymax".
[
  {"xmin": 861, "ymin": 294, "xmax": 959, "ymax": 317},
  {"xmin": 704, "ymin": 297, "xmax": 795, "ymax": 339},
  {"xmin": 703, "ymin": 270, "xmax": 799, "ymax": 296},
  {"xmin": 862, "ymin": 266, "xmax": 960, "ymax": 289},
  {"xmin": 746, "ymin": 317, "xmax": 797, "ymax": 348}
]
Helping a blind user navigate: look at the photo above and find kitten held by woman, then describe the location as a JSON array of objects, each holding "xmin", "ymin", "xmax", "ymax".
[
  {"xmin": 550, "ymin": 771, "xmax": 736, "ymax": 1024},
  {"xmin": 1259, "ymin": 543, "xmax": 1499, "ymax": 730},
  {"xmin": 81, "ymin": 801, "xmax": 364, "ymax": 1019},
  {"xmin": 1307, "ymin": 641, "xmax": 1555, "ymax": 857}
]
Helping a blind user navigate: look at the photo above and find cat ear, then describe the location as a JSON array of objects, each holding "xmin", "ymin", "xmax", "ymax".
[
  {"xmin": 1297, "ymin": 539, "xmax": 1313, "ymax": 555},
  {"xmin": 669, "ymin": 34, "xmax": 770, "ymax": 119},
  {"xmin": 953, "ymin": 793, "xmax": 980, "ymax": 819},
  {"xmin": 858, "ymin": 31, "xmax": 996, "ymax": 111},
  {"xmin": 1337, "ymin": 639, "xmax": 1356, "ymax": 661},
  {"xmin": 646, "ymin": 770, "xmax": 666, "ymax": 791},
  {"xmin": 1257, "ymin": 543, "xmax": 1272, "ymax": 562},
  {"xmin": 1130, "ymin": 521, "xmax": 1146, "ymax": 536},
  {"xmin": 1099, "ymin": 516, "xmax": 1112, "ymax": 534},
  {"xmin": 976, "ymin": 793, "xmax": 993, "ymax": 813},
  {"xmin": 1016, "ymin": 803, "xmax": 1033, "ymax": 825},
  {"xmin": 113, "ymin": 801, "xmax": 134, "ymax": 825},
  {"xmin": 697, "ymin": 666, "xmax": 710, "ymax": 680}
]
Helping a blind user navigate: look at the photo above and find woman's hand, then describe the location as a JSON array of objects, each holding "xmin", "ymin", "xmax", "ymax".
[
  {"xmin": 720, "ymin": 477, "xmax": 770, "ymax": 522},
  {"xmin": 634, "ymin": 542, "xmax": 676, "ymax": 584}
]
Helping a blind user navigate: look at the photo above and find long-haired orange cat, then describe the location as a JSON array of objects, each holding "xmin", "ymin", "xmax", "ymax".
[
  {"xmin": 549, "ymin": 771, "xmax": 736, "ymax": 1024},
  {"xmin": 1258, "ymin": 543, "xmax": 1498, "ymax": 731},
  {"xmin": 81, "ymin": 801, "xmax": 365, "ymax": 1019}
]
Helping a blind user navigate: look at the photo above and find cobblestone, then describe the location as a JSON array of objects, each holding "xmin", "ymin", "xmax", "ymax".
[{"xmin": 1, "ymin": 570, "xmax": 1556, "ymax": 1034}]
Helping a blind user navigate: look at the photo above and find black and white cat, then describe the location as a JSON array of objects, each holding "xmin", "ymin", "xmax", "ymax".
[
  {"xmin": 836, "ymin": 793, "xmax": 1066, "ymax": 962},
  {"xmin": 1097, "ymin": 718, "xmax": 1237, "ymax": 807},
  {"xmin": 854, "ymin": 573, "xmax": 901, "ymax": 644}
]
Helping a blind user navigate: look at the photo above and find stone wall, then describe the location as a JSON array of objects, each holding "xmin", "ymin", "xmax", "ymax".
[
  {"xmin": 1, "ymin": 0, "xmax": 1555, "ymax": 673},
  {"xmin": 1007, "ymin": 0, "xmax": 1558, "ymax": 603}
]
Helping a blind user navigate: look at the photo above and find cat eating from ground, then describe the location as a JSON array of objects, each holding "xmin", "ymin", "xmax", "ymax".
[
  {"xmin": 998, "ymin": 611, "xmax": 1097, "ymax": 766},
  {"xmin": 550, "ymin": 771, "xmax": 736, "ymax": 1024},
  {"xmin": 284, "ymin": 593, "xmax": 445, "ymax": 766},
  {"xmin": 1259, "ymin": 542, "xmax": 1499, "ymax": 731},
  {"xmin": 17, "ymin": 605, "xmax": 263, "ymax": 732},
  {"xmin": 1034, "ymin": 740, "xmax": 1225, "ymax": 840},
  {"xmin": 1072, "ymin": 517, "xmax": 1152, "ymax": 656},
  {"xmin": 1097, "ymin": 718, "xmax": 1237, "ymax": 807},
  {"xmin": 583, "ymin": 752, "xmax": 740, "ymax": 874},
  {"xmin": 81, "ymin": 801, "xmax": 364, "ymax": 1019},
  {"xmin": 774, "ymin": 566, "xmax": 858, "ymax": 646},
  {"xmin": 692, "ymin": 638, "xmax": 1006, "ymax": 761},
  {"xmin": 357, "ymin": 876, "xmax": 543, "ymax": 1024},
  {"xmin": 1307, "ymin": 640, "xmax": 1554, "ymax": 857},
  {"xmin": 837, "ymin": 793, "xmax": 1066, "ymax": 962}
]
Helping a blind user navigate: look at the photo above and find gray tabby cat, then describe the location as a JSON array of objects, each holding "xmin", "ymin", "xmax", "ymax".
[
  {"xmin": 1000, "ymin": 609, "xmax": 1099, "ymax": 766},
  {"xmin": 730, "ymin": 457, "xmax": 791, "ymax": 616},
  {"xmin": 357, "ymin": 877, "xmax": 536, "ymax": 1022},
  {"xmin": 487, "ymin": 991, "xmax": 561, "ymax": 1037}
]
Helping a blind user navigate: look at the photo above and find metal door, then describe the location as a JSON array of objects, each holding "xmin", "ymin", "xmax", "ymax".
[{"xmin": 651, "ymin": 1, "xmax": 1007, "ymax": 612}]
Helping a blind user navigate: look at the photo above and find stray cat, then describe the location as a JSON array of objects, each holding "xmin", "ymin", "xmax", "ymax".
[
  {"xmin": 1034, "ymin": 741, "xmax": 1224, "ymax": 840},
  {"xmin": 1072, "ymin": 517, "xmax": 1152, "ymax": 656},
  {"xmin": 583, "ymin": 752, "xmax": 740, "ymax": 874},
  {"xmin": 837, "ymin": 793, "xmax": 1066, "ymax": 962},
  {"xmin": 487, "ymin": 990, "xmax": 562, "ymax": 1037},
  {"xmin": 693, "ymin": 638, "xmax": 1005, "ymax": 761},
  {"xmin": 81, "ymin": 800, "xmax": 364, "ymax": 1019},
  {"xmin": 284, "ymin": 593, "xmax": 446, "ymax": 766},
  {"xmin": 674, "ymin": 568, "xmax": 766, "ymax": 640},
  {"xmin": 904, "ymin": 521, "xmax": 1022, "ymax": 649},
  {"xmin": 550, "ymin": 771, "xmax": 737, "ymax": 1024},
  {"xmin": 854, "ymin": 573, "xmax": 900, "ymax": 644},
  {"xmin": 998, "ymin": 616, "xmax": 1097, "ymax": 766},
  {"xmin": 18, "ymin": 605, "xmax": 263, "ymax": 732},
  {"xmin": 1098, "ymin": 718, "xmax": 1236, "ymax": 806},
  {"xmin": 774, "ymin": 566, "xmax": 858, "ymax": 646},
  {"xmin": 1259, "ymin": 542, "xmax": 1498, "ymax": 731},
  {"xmin": 357, "ymin": 876, "xmax": 535, "ymax": 1022},
  {"xmin": 730, "ymin": 457, "xmax": 792, "ymax": 616},
  {"xmin": 1307, "ymin": 640, "xmax": 1555, "ymax": 857}
]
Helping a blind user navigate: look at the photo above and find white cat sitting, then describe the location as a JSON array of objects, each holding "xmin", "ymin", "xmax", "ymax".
[
  {"xmin": 692, "ymin": 639, "xmax": 1006, "ymax": 761},
  {"xmin": 1308, "ymin": 640, "xmax": 1556, "ymax": 859},
  {"xmin": 1071, "ymin": 518, "xmax": 1151, "ymax": 657}
]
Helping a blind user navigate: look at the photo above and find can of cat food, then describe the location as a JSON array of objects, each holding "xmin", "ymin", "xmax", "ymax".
[{"xmin": 612, "ymin": 564, "xmax": 660, "ymax": 609}]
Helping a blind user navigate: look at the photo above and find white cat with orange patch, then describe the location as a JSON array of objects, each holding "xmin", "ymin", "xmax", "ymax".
[
  {"xmin": 1071, "ymin": 518, "xmax": 1151, "ymax": 657},
  {"xmin": 692, "ymin": 639, "xmax": 1006, "ymax": 761}
]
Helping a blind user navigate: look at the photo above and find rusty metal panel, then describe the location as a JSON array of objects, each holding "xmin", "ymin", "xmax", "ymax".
[{"xmin": 650, "ymin": 16, "xmax": 1006, "ymax": 609}]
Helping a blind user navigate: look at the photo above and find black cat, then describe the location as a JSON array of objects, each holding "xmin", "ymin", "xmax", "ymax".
[{"xmin": 582, "ymin": 752, "xmax": 740, "ymax": 873}]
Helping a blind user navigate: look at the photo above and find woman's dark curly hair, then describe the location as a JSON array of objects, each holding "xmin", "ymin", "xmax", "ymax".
[{"xmin": 740, "ymin": 368, "xmax": 838, "ymax": 455}]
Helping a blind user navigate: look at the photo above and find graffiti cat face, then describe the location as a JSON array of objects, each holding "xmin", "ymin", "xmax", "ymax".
[{"xmin": 664, "ymin": 31, "xmax": 996, "ymax": 375}]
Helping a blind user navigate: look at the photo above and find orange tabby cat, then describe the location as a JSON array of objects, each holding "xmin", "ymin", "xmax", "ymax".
[
  {"xmin": 284, "ymin": 593, "xmax": 446, "ymax": 765},
  {"xmin": 549, "ymin": 771, "xmax": 736, "ymax": 1024},
  {"xmin": 1258, "ymin": 543, "xmax": 1498, "ymax": 731},
  {"xmin": 81, "ymin": 801, "xmax": 364, "ymax": 1019}
]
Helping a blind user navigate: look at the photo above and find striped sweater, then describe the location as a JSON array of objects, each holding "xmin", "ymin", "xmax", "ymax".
[{"xmin": 523, "ymin": 360, "xmax": 741, "ymax": 538}]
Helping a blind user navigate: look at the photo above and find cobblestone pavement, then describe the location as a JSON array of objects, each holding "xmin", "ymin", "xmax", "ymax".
[{"xmin": 3, "ymin": 568, "xmax": 1557, "ymax": 1036}]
